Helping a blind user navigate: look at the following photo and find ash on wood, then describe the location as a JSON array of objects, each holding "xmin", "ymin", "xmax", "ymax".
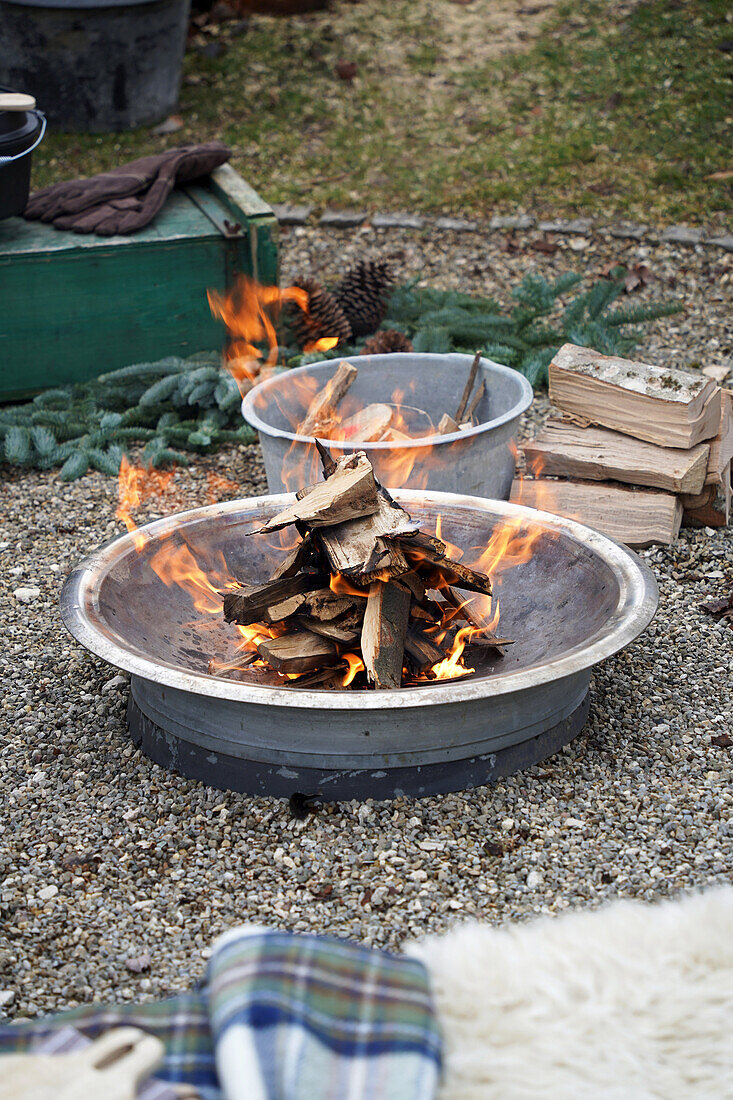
[{"xmin": 221, "ymin": 446, "xmax": 500, "ymax": 688}]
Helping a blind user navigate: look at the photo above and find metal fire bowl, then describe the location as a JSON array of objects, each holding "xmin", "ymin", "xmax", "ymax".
[{"xmin": 60, "ymin": 492, "xmax": 658, "ymax": 800}]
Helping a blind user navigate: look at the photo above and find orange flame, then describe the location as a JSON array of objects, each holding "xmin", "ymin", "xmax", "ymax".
[{"xmin": 116, "ymin": 456, "xmax": 176, "ymax": 550}]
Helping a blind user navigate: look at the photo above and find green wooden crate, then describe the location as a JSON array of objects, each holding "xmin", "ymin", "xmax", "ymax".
[{"xmin": 0, "ymin": 165, "xmax": 279, "ymax": 401}]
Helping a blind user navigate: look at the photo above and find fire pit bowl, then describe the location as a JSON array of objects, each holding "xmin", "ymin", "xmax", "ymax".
[
  {"xmin": 242, "ymin": 353, "xmax": 533, "ymax": 497},
  {"xmin": 60, "ymin": 491, "xmax": 657, "ymax": 800}
]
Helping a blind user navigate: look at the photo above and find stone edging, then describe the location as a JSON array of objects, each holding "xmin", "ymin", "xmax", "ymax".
[{"xmin": 270, "ymin": 204, "xmax": 733, "ymax": 253}]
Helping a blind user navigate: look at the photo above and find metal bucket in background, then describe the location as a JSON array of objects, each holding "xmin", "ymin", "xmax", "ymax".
[{"xmin": 241, "ymin": 353, "xmax": 534, "ymax": 498}]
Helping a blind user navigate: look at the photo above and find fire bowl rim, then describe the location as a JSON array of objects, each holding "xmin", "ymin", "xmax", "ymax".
[
  {"xmin": 241, "ymin": 353, "xmax": 534, "ymax": 450},
  {"xmin": 60, "ymin": 490, "xmax": 658, "ymax": 710}
]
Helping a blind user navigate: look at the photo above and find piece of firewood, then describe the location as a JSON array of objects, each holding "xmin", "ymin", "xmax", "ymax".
[
  {"xmin": 256, "ymin": 452, "xmax": 380, "ymax": 533},
  {"xmin": 400, "ymin": 541, "xmax": 493, "ymax": 596},
  {"xmin": 464, "ymin": 380, "xmax": 486, "ymax": 422},
  {"xmin": 441, "ymin": 586, "xmax": 512, "ymax": 651},
  {"xmin": 317, "ymin": 486, "xmax": 418, "ymax": 576},
  {"xmin": 404, "ymin": 624, "xmax": 448, "ymax": 672},
  {"xmin": 223, "ymin": 573, "xmax": 324, "ymax": 626},
  {"xmin": 257, "ymin": 631, "xmax": 337, "ymax": 673},
  {"xmin": 455, "ymin": 351, "xmax": 482, "ymax": 422},
  {"xmin": 548, "ymin": 344, "xmax": 721, "ymax": 449},
  {"xmin": 704, "ymin": 389, "xmax": 733, "ymax": 488},
  {"xmin": 269, "ymin": 535, "xmax": 314, "ymax": 580},
  {"xmin": 523, "ymin": 421, "xmax": 710, "ymax": 494},
  {"xmin": 290, "ymin": 664, "xmax": 348, "ymax": 689},
  {"xmin": 438, "ymin": 413, "xmax": 459, "ymax": 435},
  {"xmin": 511, "ymin": 477, "xmax": 682, "ymax": 547},
  {"xmin": 298, "ymin": 609, "xmax": 363, "ymax": 644},
  {"xmin": 328, "ymin": 403, "xmax": 393, "ymax": 442},
  {"xmin": 683, "ymin": 461, "xmax": 731, "ymax": 527},
  {"xmin": 299, "ymin": 361, "xmax": 358, "ymax": 436},
  {"xmin": 360, "ymin": 536, "xmax": 411, "ymax": 583},
  {"xmin": 262, "ymin": 591, "xmax": 309, "ymax": 623},
  {"xmin": 378, "ymin": 426, "xmax": 411, "ymax": 443},
  {"xmin": 301, "ymin": 587, "xmax": 365, "ymax": 621},
  {"xmin": 361, "ymin": 580, "xmax": 411, "ymax": 689}
]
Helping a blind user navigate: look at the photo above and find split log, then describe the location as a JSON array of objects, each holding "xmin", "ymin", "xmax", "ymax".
[
  {"xmin": 511, "ymin": 477, "xmax": 682, "ymax": 548},
  {"xmin": 256, "ymin": 631, "xmax": 337, "ymax": 673},
  {"xmin": 399, "ymin": 539, "xmax": 492, "ymax": 596},
  {"xmin": 464, "ymin": 380, "xmax": 486, "ymax": 422},
  {"xmin": 455, "ymin": 351, "xmax": 482, "ymax": 422},
  {"xmin": 269, "ymin": 535, "xmax": 314, "ymax": 580},
  {"xmin": 437, "ymin": 413, "xmax": 459, "ymax": 435},
  {"xmin": 256, "ymin": 452, "xmax": 380, "ymax": 533},
  {"xmin": 378, "ymin": 426, "xmax": 411, "ymax": 443},
  {"xmin": 441, "ymin": 586, "xmax": 512, "ymax": 651},
  {"xmin": 361, "ymin": 581, "xmax": 411, "ymax": 689},
  {"xmin": 523, "ymin": 421, "xmax": 710, "ymax": 494},
  {"xmin": 223, "ymin": 573, "xmax": 324, "ymax": 626},
  {"xmin": 300, "ymin": 587, "xmax": 366, "ymax": 621},
  {"xmin": 404, "ymin": 624, "xmax": 448, "ymax": 672},
  {"xmin": 549, "ymin": 344, "xmax": 721, "ymax": 449},
  {"xmin": 298, "ymin": 361, "xmax": 358, "ymax": 436},
  {"xmin": 329, "ymin": 403, "xmax": 393, "ymax": 442},
  {"xmin": 704, "ymin": 389, "xmax": 733, "ymax": 491},
  {"xmin": 298, "ymin": 609, "xmax": 363, "ymax": 644},
  {"xmin": 317, "ymin": 487, "xmax": 418, "ymax": 576},
  {"xmin": 683, "ymin": 462, "xmax": 731, "ymax": 527}
]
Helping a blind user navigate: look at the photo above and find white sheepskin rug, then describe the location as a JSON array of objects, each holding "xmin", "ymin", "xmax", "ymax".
[{"xmin": 408, "ymin": 888, "xmax": 733, "ymax": 1100}]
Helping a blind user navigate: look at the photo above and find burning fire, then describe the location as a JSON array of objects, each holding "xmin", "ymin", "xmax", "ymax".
[
  {"xmin": 207, "ymin": 275, "xmax": 339, "ymax": 396},
  {"xmin": 111, "ymin": 273, "xmax": 559, "ymax": 690}
]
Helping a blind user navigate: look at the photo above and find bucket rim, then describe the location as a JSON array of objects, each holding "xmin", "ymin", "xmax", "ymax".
[{"xmin": 241, "ymin": 352, "xmax": 534, "ymax": 451}]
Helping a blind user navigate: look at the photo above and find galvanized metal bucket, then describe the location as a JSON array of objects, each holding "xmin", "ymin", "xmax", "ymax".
[{"xmin": 241, "ymin": 353, "xmax": 533, "ymax": 497}]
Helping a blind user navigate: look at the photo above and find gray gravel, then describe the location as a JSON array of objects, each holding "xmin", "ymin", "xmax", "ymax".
[{"xmin": 1, "ymin": 225, "xmax": 731, "ymax": 1021}]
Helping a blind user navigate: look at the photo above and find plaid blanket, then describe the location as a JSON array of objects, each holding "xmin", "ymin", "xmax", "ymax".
[
  {"xmin": 209, "ymin": 925, "xmax": 440, "ymax": 1100},
  {"xmin": 0, "ymin": 927, "xmax": 441, "ymax": 1100}
]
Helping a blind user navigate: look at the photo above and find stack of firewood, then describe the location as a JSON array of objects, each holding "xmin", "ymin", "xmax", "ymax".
[
  {"xmin": 513, "ymin": 344, "xmax": 732, "ymax": 548},
  {"xmin": 219, "ymin": 444, "xmax": 509, "ymax": 689}
]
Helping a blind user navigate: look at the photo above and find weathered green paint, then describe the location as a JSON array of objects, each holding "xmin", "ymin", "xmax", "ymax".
[{"xmin": 0, "ymin": 165, "xmax": 278, "ymax": 400}]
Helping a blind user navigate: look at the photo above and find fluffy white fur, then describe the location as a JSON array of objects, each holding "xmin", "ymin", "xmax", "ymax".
[{"xmin": 408, "ymin": 889, "xmax": 733, "ymax": 1100}]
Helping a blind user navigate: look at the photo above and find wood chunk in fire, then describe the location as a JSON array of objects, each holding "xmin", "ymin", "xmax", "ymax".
[
  {"xmin": 298, "ymin": 608, "xmax": 363, "ymax": 644},
  {"xmin": 269, "ymin": 535, "xmax": 314, "ymax": 580},
  {"xmin": 330, "ymin": 403, "xmax": 393, "ymax": 442},
  {"xmin": 317, "ymin": 487, "xmax": 418, "ymax": 577},
  {"xmin": 256, "ymin": 452, "xmax": 380, "ymax": 533},
  {"xmin": 299, "ymin": 361, "xmax": 358, "ymax": 437},
  {"xmin": 404, "ymin": 624, "xmax": 448, "ymax": 673},
  {"xmin": 437, "ymin": 413, "xmax": 459, "ymax": 435},
  {"xmin": 441, "ymin": 587, "xmax": 512, "ymax": 652},
  {"xmin": 223, "ymin": 573, "xmax": 325, "ymax": 626},
  {"xmin": 361, "ymin": 580, "xmax": 411, "ymax": 689},
  {"xmin": 399, "ymin": 539, "xmax": 493, "ymax": 596},
  {"xmin": 256, "ymin": 631, "xmax": 338, "ymax": 673},
  {"xmin": 301, "ymin": 587, "xmax": 366, "ymax": 621}
]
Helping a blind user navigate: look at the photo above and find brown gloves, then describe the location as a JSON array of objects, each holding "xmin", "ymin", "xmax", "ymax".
[{"xmin": 24, "ymin": 142, "xmax": 231, "ymax": 235}]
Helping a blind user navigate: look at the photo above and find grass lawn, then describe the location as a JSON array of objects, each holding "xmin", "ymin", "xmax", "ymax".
[{"xmin": 32, "ymin": 0, "xmax": 732, "ymax": 225}]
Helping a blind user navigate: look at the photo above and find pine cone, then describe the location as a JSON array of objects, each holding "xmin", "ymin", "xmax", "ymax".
[
  {"xmin": 360, "ymin": 329, "xmax": 414, "ymax": 355},
  {"xmin": 334, "ymin": 260, "xmax": 393, "ymax": 338},
  {"xmin": 286, "ymin": 277, "xmax": 352, "ymax": 350}
]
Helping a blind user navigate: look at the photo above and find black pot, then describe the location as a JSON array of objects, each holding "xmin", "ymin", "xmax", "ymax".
[
  {"xmin": 0, "ymin": 91, "xmax": 46, "ymax": 219},
  {"xmin": 0, "ymin": 0, "xmax": 191, "ymax": 133}
]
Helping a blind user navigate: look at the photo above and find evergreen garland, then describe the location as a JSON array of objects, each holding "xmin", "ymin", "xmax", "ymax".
[
  {"xmin": 1, "ymin": 268, "xmax": 680, "ymax": 480},
  {"xmin": 0, "ymin": 351, "xmax": 256, "ymax": 481}
]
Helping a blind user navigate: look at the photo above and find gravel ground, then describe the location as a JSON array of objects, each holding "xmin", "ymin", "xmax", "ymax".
[{"xmin": 0, "ymin": 225, "xmax": 731, "ymax": 1020}]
